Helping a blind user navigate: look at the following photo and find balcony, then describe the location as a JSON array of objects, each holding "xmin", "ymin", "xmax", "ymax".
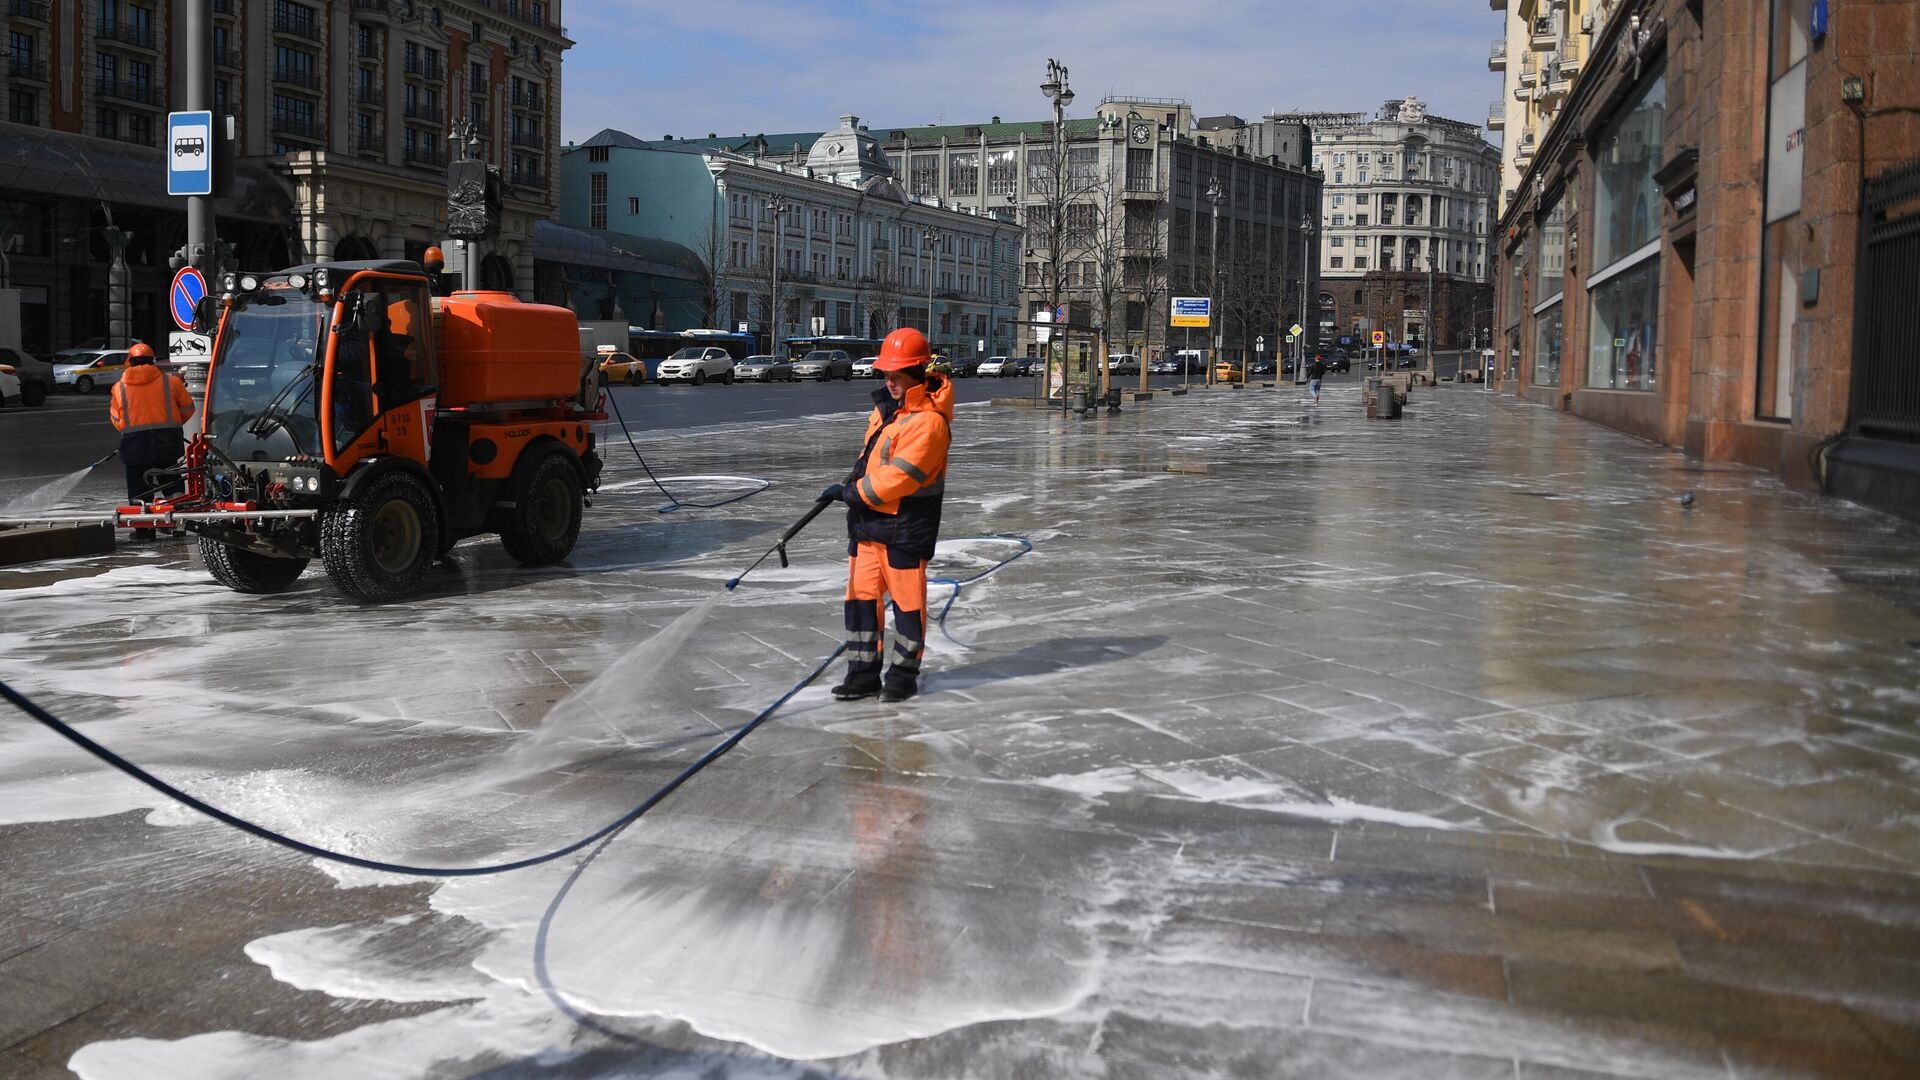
[
  {"xmin": 511, "ymin": 88, "xmax": 541, "ymax": 110},
  {"xmin": 8, "ymin": 55, "xmax": 47, "ymax": 82},
  {"xmin": 1489, "ymin": 37, "xmax": 1506, "ymax": 71},
  {"xmin": 1517, "ymin": 55, "xmax": 1538, "ymax": 87},
  {"xmin": 403, "ymin": 100, "xmax": 440, "ymax": 122},
  {"xmin": 510, "ymin": 129, "xmax": 542, "ymax": 149},
  {"xmin": 95, "ymin": 77, "xmax": 159, "ymax": 106},
  {"xmin": 403, "ymin": 144, "xmax": 444, "ymax": 168},
  {"xmin": 95, "ymin": 22, "xmax": 156, "ymax": 50},
  {"xmin": 273, "ymin": 14, "xmax": 323, "ymax": 43},
  {"xmin": 350, "ymin": 0, "xmax": 391, "ymax": 20},
  {"xmin": 354, "ymin": 134, "xmax": 383, "ymax": 156},
  {"xmin": 403, "ymin": 57, "xmax": 442, "ymax": 81},
  {"xmin": 355, "ymin": 85, "xmax": 385, "ymax": 108},
  {"xmin": 1488, "ymin": 102, "xmax": 1505, "ymax": 130},
  {"xmin": 8, "ymin": 1, "xmax": 48, "ymax": 22},
  {"xmin": 214, "ymin": 47, "xmax": 241, "ymax": 70},
  {"xmin": 1530, "ymin": 15, "xmax": 1558, "ymax": 48},
  {"xmin": 274, "ymin": 67, "xmax": 321, "ymax": 92},
  {"xmin": 271, "ymin": 114, "xmax": 317, "ymax": 140},
  {"xmin": 511, "ymin": 169, "xmax": 548, "ymax": 190}
]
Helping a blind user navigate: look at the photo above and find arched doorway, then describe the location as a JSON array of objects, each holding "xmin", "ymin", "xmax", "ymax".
[
  {"xmin": 479, "ymin": 253, "xmax": 515, "ymax": 291},
  {"xmin": 333, "ymin": 235, "xmax": 380, "ymax": 261}
]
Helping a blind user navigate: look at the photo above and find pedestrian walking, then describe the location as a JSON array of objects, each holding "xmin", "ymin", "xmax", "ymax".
[
  {"xmin": 108, "ymin": 343, "xmax": 194, "ymax": 540},
  {"xmin": 1307, "ymin": 354, "xmax": 1328, "ymax": 404},
  {"xmin": 823, "ymin": 328, "xmax": 953, "ymax": 703}
]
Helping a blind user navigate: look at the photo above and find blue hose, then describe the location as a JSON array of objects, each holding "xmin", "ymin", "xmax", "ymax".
[{"xmin": 927, "ymin": 535, "xmax": 1033, "ymax": 645}]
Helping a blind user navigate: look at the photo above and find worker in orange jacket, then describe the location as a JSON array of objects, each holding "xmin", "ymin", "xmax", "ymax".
[
  {"xmin": 109, "ymin": 342, "xmax": 194, "ymax": 540},
  {"xmin": 820, "ymin": 328, "xmax": 953, "ymax": 702}
]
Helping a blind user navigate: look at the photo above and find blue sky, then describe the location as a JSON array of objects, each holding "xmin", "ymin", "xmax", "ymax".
[{"xmin": 558, "ymin": 0, "xmax": 1502, "ymax": 146}]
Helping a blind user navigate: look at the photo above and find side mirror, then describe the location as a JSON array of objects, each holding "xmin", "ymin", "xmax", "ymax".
[
  {"xmin": 350, "ymin": 292, "xmax": 389, "ymax": 334},
  {"xmin": 193, "ymin": 295, "xmax": 222, "ymax": 334}
]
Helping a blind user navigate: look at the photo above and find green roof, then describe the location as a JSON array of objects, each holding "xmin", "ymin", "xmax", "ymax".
[{"xmin": 873, "ymin": 119, "xmax": 1102, "ymax": 143}]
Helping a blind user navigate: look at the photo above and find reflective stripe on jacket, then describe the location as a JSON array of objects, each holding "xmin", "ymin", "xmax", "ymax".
[
  {"xmin": 110, "ymin": 365, "xmax": 194, "ymax": 434},
  {"xmin": 847, "ymin": 375, "xmax": 953, "ymax": 560}
]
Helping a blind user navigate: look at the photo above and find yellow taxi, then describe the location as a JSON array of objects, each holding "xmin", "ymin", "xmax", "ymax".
[
  {"xmin": 927, "ymin": 354, "xmax": 952, "ymax": 377},
  {"xmin": 596, "ymin": 349, "xmax": 648, "ymax": 386},
  {"xmin": 1212, "ymin": 359, "xmax": 1245, "ymax": 382}
]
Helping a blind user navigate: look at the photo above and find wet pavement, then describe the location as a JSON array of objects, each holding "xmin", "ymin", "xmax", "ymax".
[{"xmin": 2, "ymin": 379, "xmax": 1919, "ymax": 1079}]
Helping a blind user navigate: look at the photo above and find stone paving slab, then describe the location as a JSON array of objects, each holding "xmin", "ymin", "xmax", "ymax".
[{"xmin": 2, "ymin": 381, "xmax": 1919, "ymax": 1077}]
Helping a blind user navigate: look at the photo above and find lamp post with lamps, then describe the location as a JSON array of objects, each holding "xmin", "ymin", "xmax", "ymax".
[
  {"xmin": 765, "ymin": 194, "xmax": 790, "ymax": 355},
  {"xmin": 1298, "ymin": 214, "xmax": 1313, "ymax": 385},
  {"xmin": 923, "ymin": 227, "xmax": 940, "ymax": 346},
  {"xmin": 1040, "ymin": 58, "xmax": 1073, "ymax": 396},
  {"xmin": 1205, "ymin": 175, "xmax": 1222, "ymax": 387}
]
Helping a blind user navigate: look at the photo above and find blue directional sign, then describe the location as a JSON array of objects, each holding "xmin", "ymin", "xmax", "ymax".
[
  {"xmin": 1170, "ymin": 296, "xmax": 1211, "ymax": 327},
  {"xmin": 167, "ymin": 111, "xmax": 214, "ymax": 196},
  {"xmin": 170, "ymin": 267, "xmax": 207, "ymax": 332}
]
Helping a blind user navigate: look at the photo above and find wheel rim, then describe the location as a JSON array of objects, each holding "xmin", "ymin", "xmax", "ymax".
[
  {"xmin": 536, "ymin": 475, "xmax": 572, "ymax": 540},
  {"xmin": 77, "ymin": 377, "xmax": 92, "ymax": 393},
  {"xmin": 368, "ymin": 498, "xmax": 423, "ymax": 574}
]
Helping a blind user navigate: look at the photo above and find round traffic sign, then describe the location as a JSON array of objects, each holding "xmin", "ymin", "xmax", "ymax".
[{"xmin": 170, "ymin": 267, "xmax": 208, "ymax": 331}]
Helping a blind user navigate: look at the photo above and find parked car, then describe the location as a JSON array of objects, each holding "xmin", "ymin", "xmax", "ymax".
[
  {"xmin": 1015, "ymin": 356, "xmax": 1046, "ymax": 376},
  {"xmin": 54, "ymin": 349, "xmax": 130, "ymax": 394},
  {"xmin": 734, "ymin": 354, "xmax": 795, "ymax": 382},
  {"xmin": 1324, "ymin": 353, "xmax": 1352, "ymax": 374},
  {"xmin": 1249, "ymin": 359, "xmax": 1277, "ymax": 377},
  {"xmin": 1106, "ymin": 353, "xmax": 1141, "ymax": 376},
  {"xmin": 791, "ymin": 349, "xmax": 854, "ymax": 381},
  {"xmin": 946, "ymin": 356, "xmax": 980, "ymax": 378},
  {"xmin": 597, "ymin": 351, "xmax": 648, "ymax": 386},
  {"xmin": 0, "ymin": 346, "xmax": 52, "ymax": 406},
  {"xmin": 928, "ymin": 355, "xmax": 953, "ymax": 377},
  {"xmin": 0, "ymin": 364, "xmax": 21, "ymax": 407},
  {"xmin": 851, "ymin": 356, "xmax": 878, "ymax": 378},
  {"xmin": 977, "ymin": 356, "xmax": 1018, "ymax": 377},
  {"xmin": 654, "ymin": 345, "xmax": 736, "ymax": 385},
  {"xmin": 1213, "ymin": 359, "xmax": 1245, "ymax": 382},
  {"xmin": 1147, "ymin": 357, "xmax": 1179, "ymax": 375}
]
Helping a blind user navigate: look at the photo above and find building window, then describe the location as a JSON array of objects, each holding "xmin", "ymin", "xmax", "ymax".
[
  {"xmin": 1355, "ymin": 257, "xmax": 1368, "ymax": 268},
  {"xmin": 1330, "ymin": 237, "xmax": 1344, "ymax": 248},
  {"xmin": 1356, "ymin": 236, "xmax": 1369, "ymax": 248},
  {"xmin": 987, "ymin": 150, "xmax": 1017, "ymax": 196},
  {"xmin": 911, "ymin": 155, "xmax": 938, "ymax": 196},
  {"xmin": 1068, "ymin": 146, "xmax": 1099, "ymax": 191},
  {"xmin": 1356, "ymin": 214, "xmax": 1369, "ymax": 227},
  {"xmin": 1126, "ymin": 147, "xmax": 1153, "ymax": 191},
  {"xmin": 8, "ymin": 89, "xmax": 35, "ymax": 125},
  {"xmin": 1333, "ymin": 171, "xmax": 1343, "ymax": 184},
  {"xmin": 589, "ymin": 172, "xmax": 607, "ymax": 229},
  {"xmin": 1026, "ymin": 148, "xmax": 1055, "ymax": 195},
  {"xmin": 95, "ymin": 107, "xmax": 118, "ymax": 140},
  {"xmin": 588, "ymin": 145, "xmax": 608, "ymax": 163},
  {"xmin": 1587, "ymin": 66, "xmax": 1665, "ymax": 392},
  {"xmin": 1757, "ymin": 0, "xmax": 1810, "ymax": 419},
  {"xmin": 949, "ymin": 151, "xmax": 978, "ymax": 196},
  {"xmin": 1358, "ymin": 170, "xmax": 1368, "ymax": 184},
  {"xmin": 1534, "ymin": 303, "xmax": 1564, "ymax": 388},
  {"xmin": 1331, "ymin": 214, "xmax": 1344, "ymax": 227},
  {"xmin": 1330, "ymin": 257, "xmax": 1343, "ymax": 269}
]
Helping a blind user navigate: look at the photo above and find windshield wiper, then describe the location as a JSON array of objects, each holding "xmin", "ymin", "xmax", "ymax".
[{"xmin": 245, "ymin": 362, "xmax": 318, "ymax": 439}]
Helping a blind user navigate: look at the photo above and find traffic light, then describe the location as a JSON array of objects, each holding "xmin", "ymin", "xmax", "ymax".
[{"xmin": 447, "ymin": 159, "xmax": 502, "ymax": 241}]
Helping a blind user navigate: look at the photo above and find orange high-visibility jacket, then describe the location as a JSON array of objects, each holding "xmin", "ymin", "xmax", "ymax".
[
  {"xmin": 110, "ymin": 364, "xmax": 194, "ymax": 434},
  {"xmin": 847, "ymin": 375, "xmax": 953, "ymax": 559}
]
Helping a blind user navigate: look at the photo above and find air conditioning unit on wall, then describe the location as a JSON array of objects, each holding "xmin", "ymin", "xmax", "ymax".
[{"xmin": 1581, "ymin": 13, "xmax": 1595, "ymax": 33}]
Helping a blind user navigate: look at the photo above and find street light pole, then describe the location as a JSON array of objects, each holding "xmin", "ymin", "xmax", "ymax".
[
  {"xmin": 924, "ymin": 227, "xmax": 939, "ymax": 346},
  {"xmin": 766, "ymin": 194, "xmax": 789, "ymax": 356},
  {"xmin": 1426, "ymin": 250, "xmax": 1436, "ymax": 383},
  {"xmin": 1298, "ymin": 213, "xmax": 1312, "ymax": 385},
  {"xmin": 1040, "ymin": 58, "xmax": 1074, "ymax": 402},
  {"xmin": 1205, "ymin": 175, "xmax": 1221, "ymax": 387}
]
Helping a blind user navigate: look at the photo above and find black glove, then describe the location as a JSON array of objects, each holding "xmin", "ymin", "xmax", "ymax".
[{"xmin": 818, "ymin": 483, "xmax": 845, "ymax": 503}]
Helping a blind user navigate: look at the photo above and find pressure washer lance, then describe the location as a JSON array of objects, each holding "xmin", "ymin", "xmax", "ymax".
[{"xmin": 725, "ymin": 483, "xmax": 846, "ymax": 591}]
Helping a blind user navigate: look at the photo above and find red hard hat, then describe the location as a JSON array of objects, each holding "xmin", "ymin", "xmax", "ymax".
[
  {"xmin": 873, "ymin": 327, "xmax": 931, "ymax": 372},
  {"xmin": 127, "ymin": 342, "xmax": 156, "ymax": 363}
]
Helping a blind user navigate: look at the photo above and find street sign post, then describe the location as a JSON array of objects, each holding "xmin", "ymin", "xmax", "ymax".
[
  {"xmin": 1256, "ymin": 336, "xmax": 1265, "ymax": 353},
  {"xmin": 169, "ymin": 267, "xmax": 208, "ymax": 332},
  {"xmin": 1290, "ymin": 323, "xmax": 1305, "ymax": 338},
  {"xmin": 167, "ymin": 111, "xmax": 214, "ymax": 197},
  {"xmin": 1170, "ymin": 297, "xmax": 1211, "ymax": 327}
]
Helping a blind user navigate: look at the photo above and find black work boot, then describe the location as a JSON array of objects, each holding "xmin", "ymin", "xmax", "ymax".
[
  {"xmin": 831, "ymin": 668, "xmax": 883, "ymax": 701},
  {"xmin": 880, "ymin": 677, "xmax": 918, "ymax": 703}
]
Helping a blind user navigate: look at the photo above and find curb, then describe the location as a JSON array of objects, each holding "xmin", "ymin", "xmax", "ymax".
[{"xmin": 0, "ymin": 523, "xmax": 116, "ymax": 567}]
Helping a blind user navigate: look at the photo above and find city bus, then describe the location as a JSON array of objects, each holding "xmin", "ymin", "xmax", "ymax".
[
  {"xmin": 781, "ymin": 335, "xmax": 886, "ymax": 361},
  {"xmin": 626, "ymin": 328, "xmax": 759, "ymax": 362}
]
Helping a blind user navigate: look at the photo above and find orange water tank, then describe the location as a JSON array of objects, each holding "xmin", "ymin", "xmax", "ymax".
[{"xmin": 436, "ymin": 291, "xmax": 583, "ymax": 408}]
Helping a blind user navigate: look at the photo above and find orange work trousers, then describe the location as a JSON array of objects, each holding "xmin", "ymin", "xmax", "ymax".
[{"xmin": 844, "ymin": 540, "xmax": 928, "ymax": 684}]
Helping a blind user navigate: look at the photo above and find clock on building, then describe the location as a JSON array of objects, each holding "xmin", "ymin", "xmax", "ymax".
[{"xmin": 1130, "ymin": 123, "xmax": 1153, "ymax": 144}]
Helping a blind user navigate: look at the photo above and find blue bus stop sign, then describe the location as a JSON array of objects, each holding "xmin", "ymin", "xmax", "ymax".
[
  {"xmin": 170, "ymin": 267, "xmax": 207, "ymax": 332},
  {"xmin": 167, "ymin": 111, "xmax": 214, "ymax": 196}
]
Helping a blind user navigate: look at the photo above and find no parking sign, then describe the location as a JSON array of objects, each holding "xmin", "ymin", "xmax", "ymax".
[{"xmin": 170, "ymin": 267, "xmax": 207, "ymax": 332}]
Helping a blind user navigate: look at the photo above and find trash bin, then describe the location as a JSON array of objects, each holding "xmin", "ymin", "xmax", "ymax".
[
  {"xmin": 1375, "ymin": 382, "xmax": 1402, "ymax": 419},
  {"xmin": 1070, "ymin": 389, "xmax": 1091, "ymax": 414}
]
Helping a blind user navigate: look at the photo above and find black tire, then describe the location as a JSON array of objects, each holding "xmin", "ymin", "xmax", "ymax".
[
  {"xmin": 498, "ymin": 445, "xmax": 582, "ymax": 566},
  {"xmin": 21, "ymin": 380, "xmax": 47, "ymax": 407},
  {"xmin": 627, "ymin": 369, "xmax": 642, "ymax": 386},
  {"xmin": 76, "ymin": 376, "xmax": 94, "ymax": 394},
  {"xmin": 692, "ymin": 369, "xmax": 707, "ymax": 386},
  {"xmin": 200, "ymin": 538, "xmax": 310, "ymax": 594},
  {"xmin": 722, "ymin": 370, "xmax": 734, "ymax": 385},
  {"xmin": 320, "ymin": 468, "xmax": 440, "ymax": 602}
]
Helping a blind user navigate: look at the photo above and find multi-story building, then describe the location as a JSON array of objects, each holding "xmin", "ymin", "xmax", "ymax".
[
  {"xmin": 558, "ymin": 116, "xmax": 1015, "ymax": 357},
  {"xmin": 1269, "ymin": 98, "xmax": 1501, "ymax": 352},
  {"xmin": 0, "ymin": 0, "xmax": 568, "ymax": 355},
  {"xmin": 1491, "ymin": 0, "xmax": 1598, "ymax": 217},
  {"xmin": 877, "ymin": 98, "xmax": 1322, "ymax": 362},
  {"xmin": 1492, "ymin": 0, "xmax": 1920, "ymax": 520}
]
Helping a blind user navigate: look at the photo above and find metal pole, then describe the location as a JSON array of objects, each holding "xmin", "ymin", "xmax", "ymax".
[
  {"xmin": 1299, "ymin": 215, "xmax": 1310, "ymax": 385},
  {"xmin": 767, "ymin": 195, "xmax": 788, "ymax": 355},
  {"xmin": 185, "ymin": 0, "xmax": 214, "ymax": 279},
  {"xmin": 925, "ymin": 228, "xmax": 937, "ymax": 345},
  {"xmin": 1206, "ymin": 177, "xmax": 1220, "ymax": 386}
]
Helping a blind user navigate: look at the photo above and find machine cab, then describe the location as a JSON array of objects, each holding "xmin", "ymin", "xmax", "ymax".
[{"xmin": 203, "ymin": 262, "xmax": 439, "ymax": 475}]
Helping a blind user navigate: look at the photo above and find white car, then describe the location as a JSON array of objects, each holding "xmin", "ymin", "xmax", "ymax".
[
  {"xmin": 1106, "ymin": 353, "xmax": 1140, "ymax": 375},
  {"xmin": 652, "ymin": 346, "xmax": 736, "ymax": 385},
  {"xmin": 0, "ymin": 365, "xmax": 21, "ymax": 407},
  {"xmin": 977, "ymin": 356, "xmax": 1018, "ymax": 377},
  {"xmin": 851, "ymin": 357, "xmax": 877, "ymax": 378},
  {"xmin": 54, "ymin": 350, "xmax": 130, "ymax": 393}
]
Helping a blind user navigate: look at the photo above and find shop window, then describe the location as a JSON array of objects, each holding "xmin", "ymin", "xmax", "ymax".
[
  {"xmin": 1586, "ymin": 66, "xmax": 1666, "ymax": 391},
  {"xmin": 1534, "ymin": 302, "xmax": 1563, "ymax": 387}
]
